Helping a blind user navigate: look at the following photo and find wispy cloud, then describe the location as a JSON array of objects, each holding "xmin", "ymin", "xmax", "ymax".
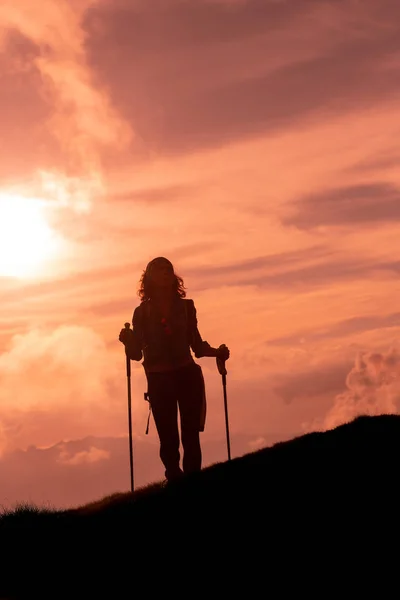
[
  {"xmin": 114, "ymin": 183, "xmax": 197, "ymax": 205},
  {"xmin": 187, "ymin": 254, "xmax": 400, "ymax": 293},
  {"xmin": 283, "ymin": 183, "xmax": 400, "ymax": 230},
  {"xmin": 83, "ymin": 0, "xmax": 400, "ymax": 155},
  {"xmin": 272, "ymin": 361, "xmax": 351, "ymax": 405},
  {"xmin": 268, "ymin": 312, "xmax": 400, "ymax": 347},
  {"xmin": 345, "ymin": 151, "xmax": 400, "ymax": 174},
  {"xmin": 185, "ymin": 245, "xmax": 330, "ymax": 277}
]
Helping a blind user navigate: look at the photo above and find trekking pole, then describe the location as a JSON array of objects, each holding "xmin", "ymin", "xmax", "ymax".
[
  {"xmin": 124, "ymin": 322, "xmax": 134, "ymax": 492},
  {"xmin": 144, "ymin": 392, "xmax": 152, "ymax": 435},
  {"xmin": 216, "ymin": 344, "xmax": 231, "ymax": 461}
]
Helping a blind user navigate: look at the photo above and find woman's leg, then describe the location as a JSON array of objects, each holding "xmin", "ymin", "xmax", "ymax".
[
  {"xmin": 147, "ymin": 372, "xmax": 183, "ymax": 481},
  {"xmin": 176, "ymin": 364, "xmax": 204, "ymax": 475}
]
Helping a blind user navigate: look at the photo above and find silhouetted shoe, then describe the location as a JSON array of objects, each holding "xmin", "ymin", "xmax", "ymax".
[{"xmin": 165, "ymin": 468, "xmax": 184, "ymax": 482}]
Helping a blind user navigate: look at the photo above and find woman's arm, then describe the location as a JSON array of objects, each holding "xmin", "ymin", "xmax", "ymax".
[
  {"xmin": 124, "ymin": 305, "xmax": 143, "ymax": 361},
  {"xmin": 188, "ymin": 300, "xmax": 220, "ymax": 358}
]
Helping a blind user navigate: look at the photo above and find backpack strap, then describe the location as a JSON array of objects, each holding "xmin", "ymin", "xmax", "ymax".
[
  {"xmin": 184, "ymin": 298, "xmax": 197, "ymax": 349},
  {"xmin": 137, "ymin": 298, "xmax": 194, "ymax": 348}
]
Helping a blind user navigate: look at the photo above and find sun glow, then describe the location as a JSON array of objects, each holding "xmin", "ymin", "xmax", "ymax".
[{"xmin": 0, "ymin": 194, "xmax": 61, "ymax": 278}]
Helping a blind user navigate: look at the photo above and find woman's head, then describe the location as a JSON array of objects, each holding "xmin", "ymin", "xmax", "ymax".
[{"xmin": 138, "ymin": 256, "xmax": 186, "ymax": 301}]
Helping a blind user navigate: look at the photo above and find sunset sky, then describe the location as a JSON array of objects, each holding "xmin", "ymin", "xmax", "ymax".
[{"xmin": 1, "ymin": 0, "xmax": 400, "ymax": 509}]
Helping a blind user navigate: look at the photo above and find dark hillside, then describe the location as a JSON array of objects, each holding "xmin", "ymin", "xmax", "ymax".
[{"xmin": 1, "ymin": 414, "xmax": 398, "ymax": 599}]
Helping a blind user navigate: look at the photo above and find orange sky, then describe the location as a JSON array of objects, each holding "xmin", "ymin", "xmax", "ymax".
[{"xmin": 1, "ymin": 0, "xmax": 400, "ymax": 509}]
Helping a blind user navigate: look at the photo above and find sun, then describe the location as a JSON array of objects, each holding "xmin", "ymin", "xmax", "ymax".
[{"xmin": 0, "ymin": 193, "xmax": 61, "ymax": 278}]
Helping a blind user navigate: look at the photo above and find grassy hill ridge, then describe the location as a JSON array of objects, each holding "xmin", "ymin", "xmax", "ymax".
[{"xmin": 1, "ymin": 414, "xmax": 398, "ymax": 599}]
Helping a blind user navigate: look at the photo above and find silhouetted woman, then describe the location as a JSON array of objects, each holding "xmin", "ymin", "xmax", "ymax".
[{"xmin": 119, "ymin": 256, "xmax": 230, "ymax": 482}]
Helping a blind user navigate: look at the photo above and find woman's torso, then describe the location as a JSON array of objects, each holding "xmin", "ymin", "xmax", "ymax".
[{"xmin": 140, "ymin": 297, "xmax": 194, "ymax": 373}]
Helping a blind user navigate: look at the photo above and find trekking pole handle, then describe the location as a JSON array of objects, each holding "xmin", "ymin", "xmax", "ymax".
[
  {"xmin": 124, "ymin": 323, "xmax": 131, "ymax": 376},
  {"xmin": 216, "ymin": 344, "xmax": 228, "ymax": 376}
]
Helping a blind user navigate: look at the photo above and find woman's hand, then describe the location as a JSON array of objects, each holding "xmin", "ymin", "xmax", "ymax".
[
  {"xmin": 119, "ymin": 327, "xmax": 133, "ymax": 345},
  {"xmin": 216, "ymin": 344, "xmax": 230, "ymax": 361}
]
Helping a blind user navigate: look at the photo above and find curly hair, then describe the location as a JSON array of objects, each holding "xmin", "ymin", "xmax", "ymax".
[{"xmin": 137, "ymin": 259, "xmax": 187, "ymax": 302}]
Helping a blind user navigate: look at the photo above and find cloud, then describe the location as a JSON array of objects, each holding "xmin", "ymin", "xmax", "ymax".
[
  {"xmin": 272, "ymin": 361, "xmax": 351, "ymax": 405},
  {"xmin": 0, "ymin": 420, "xmax": 7, "ymax": 458},
  {"xmin": 0, "ymin": 0, "xmax": 131, "ymax": 210},
  {"xmin": 185, "ymin": 245, "xmax": 329, "ymax": 277},
  {"xmin": 87, "ymin": 0, "xmax": 311, "ymax": 49},
  {"xmin": 183, "ymin": 245, "xmax": 335, "ymax": 291},
  {"xmin": 0, "ymin": 325, "xmax": 129, "ymax": 453},
  {"xmin": 58, "ymin": 445, "xmax": 110, "ymax": 465},
  {"xmin": 323, "ymin": 347, "xmax": 400, "ymax": 430},
  {"xmin": 0, "ymin": 326, "xmax": 114, "ymax": 407},
  {"xmin": 345, "ymin": 151, "xmax": 400, "ymax": 174},
  {"xmin": 0, "ymin": 430, "xmax": 281, "ymax": 509},
  {"xmin": 3, "ymin": 245, "xmax": 350, "ymax": 325},
  {"xmin": 83, "ymin": 0, "xmax": 400, "ymax": 155},
  {"xmin": 187, "ymin": 252, "xmax": 400, "ymax": 293},
  {"xmin": 114, "ymin": 183, "xmax": 197, "ymax": 205},
  {"xmin": 0, "ymin": 30, "xmax": 57, "ymax": 183},
  {"xmin": 248, "ymin": 436, "xmax": 267, "ymax": 450},
  {"xmin": 268, "ymin": 311, "xmax": 400, "ymax": 346},
  {"xmin": 0, "ymin": 260, "xmax": 144, "ymax": 314},
  {"xmin": 283, "ymin": 183, "xmax": 400, "ymax": 230}
]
